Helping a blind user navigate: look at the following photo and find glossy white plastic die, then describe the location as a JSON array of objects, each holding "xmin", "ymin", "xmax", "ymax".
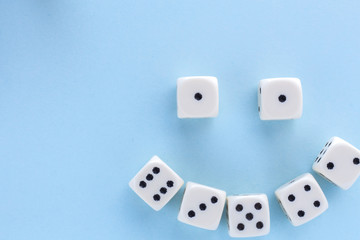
[
  {"xmin": 258, "ymin": 78, "xmax": 302, "ymax": 120},
  {"xmin": 275, "ymin": 173, "xmax": 328, "ymax": 226},
  {"xmin": 129, "ymin": 156, "xmax": 184, "ymax": 211},
  {"xmin": 177, "ymin": 76, "xmax": 219, "ymax": 118},
  {"xmin": 227, "ymin": 194, "xmax": 270, "ymax": 237},
  {"xmin": 313, "ymin": 137, "xmax": 360, "ymax": 190},
  {"xmin": 178, "ymin": 182, "xmax": 226, "ymax": 230}
]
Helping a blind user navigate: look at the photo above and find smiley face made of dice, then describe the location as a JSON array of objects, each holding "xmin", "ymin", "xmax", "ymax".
[{"xmin": 128, "ymin": 77, "xmax": 360, "ymax": 238}]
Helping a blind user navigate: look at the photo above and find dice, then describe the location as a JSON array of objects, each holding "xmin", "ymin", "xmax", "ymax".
[
  {"xmin": 313, "ymin": 137, "xmax": 360, "ymax": 190},
  {"xmin": 178, "ymin": 182, "xmax": 226, "ymax": 230},
  {"xmin": 258, "ymin": 77, "xmax": 303, "ymax": 120},
  {"xmin": 227, "ymin": 194, "xmax": 270, "ymax": 238},
  {"xmin": 275, "ymin": 173, "xmax": 328, "ymax": 226},
  {"xmin": 129, "ymin": 156, "xmax": 184, "ymax": 211},
  {"xmin": 177, "ymin": 76, "xmax": 219, "ymax": 118}
]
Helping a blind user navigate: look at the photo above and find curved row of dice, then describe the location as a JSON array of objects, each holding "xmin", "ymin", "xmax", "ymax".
[{"xmin": 129, "ymin": 137, "xmax": 360, "ymax": 237}]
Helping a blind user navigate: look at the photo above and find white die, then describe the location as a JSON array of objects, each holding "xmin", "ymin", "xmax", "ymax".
[
  {"xmin": 313, "ymin": 137, "xmax": 360, "ymax": 190},
  {"xmin": 275, "ymin": 173, "xmax": 328, "ymax": 226},
  {"xmin": 227, "ymin": 194, "xmax": 270, "ymax": 238},
  {"xmin": 177, "ymin": 76, "xmax": 219, "ymax": 118},
  {"xmin": 129, "ymin": 156, "xmax": 184, "ymax": 211},
  {"xmin": 258, "ymin": 78, "xmax": 303, "ymax": 120},
  {"xmin": 178, "ymin": 182, "xmax": 226, "ymax": 230}
]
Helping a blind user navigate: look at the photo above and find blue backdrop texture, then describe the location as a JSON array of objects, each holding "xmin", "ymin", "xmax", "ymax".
[{"xmin": 0, "ymin": 1, "xmax": 360, "ymax": 239}]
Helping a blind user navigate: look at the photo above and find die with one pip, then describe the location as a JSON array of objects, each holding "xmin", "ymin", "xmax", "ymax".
[
  {"xmin": 177, "ymin": 76, "xmax": 219, "ymax": 118},
  {"xmin": 258, "ymin": 77, "xmax": 303, "ymax": 120}
]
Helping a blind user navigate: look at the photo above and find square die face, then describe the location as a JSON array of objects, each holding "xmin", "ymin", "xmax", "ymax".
[
  {"xmin": 129, "ymin": 156, "xmax": 184, "ymax": 211},
  {"xmin": 275, "ymin": 173, "xmax": 328, "ymax": 226},
  {"xmin": 177, "ymin": 76, "xmax": 219, "ymax": 118},
  {"xmin": 313, "ymin": 137, "xmax": 360, "ymax": 190},
  {"xmin": 227, "ymin": 194, "xmax": 270, "ymax": 238},
  {"xmin": 178, "ymin": 182, "xmax": 226, "ymax": 230},
  {"xmin": 259, "ymin": 78, "xmax": 302, "ymax": 120}
]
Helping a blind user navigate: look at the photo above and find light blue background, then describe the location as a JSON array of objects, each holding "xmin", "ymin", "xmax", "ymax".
[{"xmin": 1, "ymin": 1, "xmax": 360, "ymax": 239}]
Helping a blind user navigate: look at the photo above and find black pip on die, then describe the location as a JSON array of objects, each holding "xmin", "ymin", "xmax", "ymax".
[
  {"xmin": 227, "ymin": 194, "xmax": 270, "ymax": 238},
  {"xmin": 258, "ymin": 78, "xmax": 303, "ymax": 120},
  {"xmin": 178, "ymin": 182, "xmax": 226, "ymax": 230},
  {"xmin": 177, "ymin": 76, "xmax": 219, "ymax": 118},
  {"xmin": 275, "ymin": 173, "xmax": 328, "ymax": 226},
  {"xmin": 313, "ymin": 137, "xmax": 360, "ymax": 190},
  {"xmin": 129, "ymin": 156, "xmax": 184, "ymax": 211}
]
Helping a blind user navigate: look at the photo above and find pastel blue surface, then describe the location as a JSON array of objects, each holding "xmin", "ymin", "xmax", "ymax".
[{"xmin": 1, "ymin": 1, "xmax": 360, "ymax": 239}]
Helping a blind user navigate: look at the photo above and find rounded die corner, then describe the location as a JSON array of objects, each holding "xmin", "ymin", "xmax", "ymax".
[
  {"xmin": 128, "ymin": 178, "xmax": 135, "ymax": 191},
  {"xmin": 149, "ymin": 155, "xmax": 162, "ymax": 162}
]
